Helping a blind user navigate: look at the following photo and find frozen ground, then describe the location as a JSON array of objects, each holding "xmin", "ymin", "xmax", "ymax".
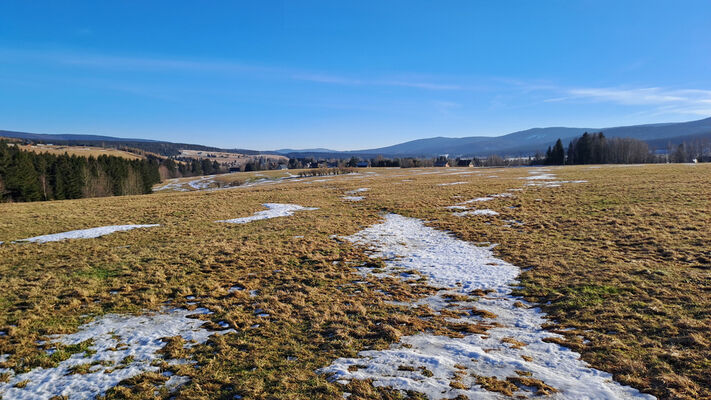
[
  {"xmin": 0, "ymin": 308, "xmax": 234, "ymax": 399},
  {"xmin": 216, "ymin": 203, "xmax": 318, "ymax": 224},
  {"xmin": 10, "ymin": 224, "xmax": 159, "ymax": 244}
]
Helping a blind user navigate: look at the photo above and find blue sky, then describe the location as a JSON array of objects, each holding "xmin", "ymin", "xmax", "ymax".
[{"xmin": 1, "ymin": 1, "xmax": 710, "ymax": 150}]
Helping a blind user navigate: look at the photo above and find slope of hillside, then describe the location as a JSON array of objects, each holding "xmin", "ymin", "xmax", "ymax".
[
  {"xmin": 17, "ymin": 143, "xmax": 144, "ymax": 160},
  {"xmin": 0, "ymin": 130, "xmax": 264, "ymax": 157}
]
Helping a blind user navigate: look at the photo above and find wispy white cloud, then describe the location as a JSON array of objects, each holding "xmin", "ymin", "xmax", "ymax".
[
  {"xmin": 3, "ymin": 47, "xmax": 710, "ymax": 117},
  {"xmin": 292, "ymin": 73, "xmax": 462, "ymax": 90},
  {"xmin": 2, "ymin": 48, "xmax": 463, "ymax": 91},
  {"xmin": 545, "ymin": 86, "xmax": 711, "ymax": 116},
  {"xmin": 0, "ymin": 47, "xmax": 276, "ymax": 74}
]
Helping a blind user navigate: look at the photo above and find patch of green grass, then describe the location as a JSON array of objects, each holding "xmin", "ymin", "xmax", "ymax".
[
  {"xmin": 556, "ymin": 284, "xmax": 625, "ymax": 309},
  {"xmin": 74, "ymin": 266, "xmax": 120, "ymax": 280}
]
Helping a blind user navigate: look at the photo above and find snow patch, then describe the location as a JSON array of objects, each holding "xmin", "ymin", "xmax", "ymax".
[
  {"xmin": 0, "ymin": 308, "xmax": 234, "ymax": 399},
  {"xmin": 461, "ymin": 197, "xmax": 494, "ymax": 203},
  {"xmin": 12, "ymin": 225, "xmax": 159, "ymax": 244},
  {"xmin": 453, "ymin": 209, "xmax": 500, "ymax": 217},
  {"xmin": 343, "ymin": 196, "xmax": 364, "ymax": 201},
  {"xmin": 320, "ymin": 214, "xmax": 654, "ymax": 399},
  {"xmin": 217, "ymin": 203, "xmax": 317, "ymax": 224},
  {"xmin": 438, "ymin": 181, "xmax": 467, "ymax": 186},
  {"xmin": 188, "ymin": 175, "xmax": 216, "ymax": 190}
]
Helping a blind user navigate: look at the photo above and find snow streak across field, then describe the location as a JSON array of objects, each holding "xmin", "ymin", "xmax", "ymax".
[
  {"xmin": 0, "ymin": 308, "xmax": 234, "ymax": 399},
  {"xmin": 10, "ymin": 224, "xmax": 159, "ymax": 244},
  {"xmin": 322, "ymin": 169, "xmax": 650, "ymax": 398},
  {"xmin": 217, "ymin": 203, "xmax": 318, "ymax": 224},
  {"xmin": 320, "ymin": 214, "xmax": 655, "ymax": 399}
]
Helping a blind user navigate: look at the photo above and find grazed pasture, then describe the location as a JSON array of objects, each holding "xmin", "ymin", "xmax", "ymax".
[
  {"xmin": 17, "ymin": 144, "xmax": 145, "ymax": 160},
  {"xmin": 0, "ymin": 164, "xmax": 709, "ymax": 399}
]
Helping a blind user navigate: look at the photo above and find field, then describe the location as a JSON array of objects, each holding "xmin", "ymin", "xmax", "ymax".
[
  {"xmin": 153, "ymin": 170, "xmax": 296, "ymax": 192},
  {"xmin": 0, "ymin": 164, "xmax": 709, "ymax": 399},
  {"xmin": 178, "ymin": 149, "xmax": 287, "ymax": 169},
  {"xmin": 16, "ymin": 144, "xmax": 145, "ymax": 160}
]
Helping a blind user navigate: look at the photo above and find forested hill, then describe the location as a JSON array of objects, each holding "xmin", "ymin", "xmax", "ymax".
[
  {"xmin": 0, "ymin": 141, "xmax": 164, "ymax": 202},
  {"xmin": 0, "ymin": 130, "xmax": 262, "ymax": 157}
]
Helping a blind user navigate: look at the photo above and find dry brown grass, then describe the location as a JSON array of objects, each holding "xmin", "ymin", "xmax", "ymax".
[
  {"xmin": 17, "ymin": 144, "xmax": 144, "ymax": 160},
  {"xmin": 0, "ymin": 164, "xmax": 709, "ymax": 399},
  {"xmin": 178, "ymin": 149, "xmax": 287, "ymax": 168}
]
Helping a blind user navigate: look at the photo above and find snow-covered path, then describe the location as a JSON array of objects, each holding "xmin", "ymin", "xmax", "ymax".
[{"xmin": 320, "ymin": 214, "xmax": 654, "ymax": 399}]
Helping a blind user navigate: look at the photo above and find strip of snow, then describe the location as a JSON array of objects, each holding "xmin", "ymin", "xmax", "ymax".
[
  {"xmin": 447, "ymin": 171, "xmax": 478, "ymax": 175},
  {"xmin": 217, "ymin": 203, "xmax": 317, "ymax": 224},
  {"xmin": 0, "ymin": 308, "xmax": 234, "ymax": 399},
  {"xmin": 453, "ymin": 209, "xmax": 500, "ymax": 217},
  {"xmin": 343, "ymin": 196, "xmax": 364, "ymax": 201},
  {"xmin": 438, "ymin": 181, "xmax": 467, "ymax": 186},
  {"xmin": 524, "ymin": 171, "xmax": 557, "ymax": 180},
  {"xmin": 320, "ymin": 214, "xmax": 654, "ymax": 399},
  {"xmin": 13, "ymin": 224, "xmax": 159, "ymax": 244},
  {"xmin": 347, "ymin": 188, "xmax": 370, "ymax": 194},
  {"xmin": 461, "ymin": 197, "xmax": 494, "ymax": 203},
  {"xmin": 188, "ymin": 175, "xmax": 216, "ymax": 190},
  {"xmin": 446, "ymin": 205, "xmax": 467, "ymax": 210}
]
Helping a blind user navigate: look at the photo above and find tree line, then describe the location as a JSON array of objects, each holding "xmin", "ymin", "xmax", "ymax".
[
  {"xmin": 0, "ymin": 141, "xmax": 164, "ymax": 203},
  {"xmin": 544, "ymin": 132, "xmax": 710, "ymax": 165}
]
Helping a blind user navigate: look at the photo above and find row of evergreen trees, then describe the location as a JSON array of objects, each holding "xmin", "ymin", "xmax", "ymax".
[
  {"xmin": 544, "ymin": 132, "xmax": 656, "ymax": 165},
  {"xmin": 162, "ymin": 157, "xmax": 222, "ymax": 178},
  {"xmin": 0, "ymin": 141, "xmax": 163, "ymax": 203}
]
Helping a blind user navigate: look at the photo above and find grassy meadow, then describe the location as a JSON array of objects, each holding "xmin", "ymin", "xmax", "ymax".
[
  {"xmin": 17, "ymin": 144, "xmax": 145, "ymax": 160},
  {"xmin": 0, "ymin": 164, "xmax": 709, "ymax": 399}
]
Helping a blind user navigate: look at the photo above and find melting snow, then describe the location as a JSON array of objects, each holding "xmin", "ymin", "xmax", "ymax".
[
  {"xmin": 217, "ymin": 203, "xmax": 318, "ymax": 224},
  {"xmin": 0, "ymin": 308, "xmax": 234, "ymax": 399},
  {"xmin": 438, "ymin": 181, "xmax": 467, "ymax": 186},
  {"xmin": 320, "ymin": 214, "xmax": 654, "ymax": 399},
  {"xmin": 228, "ymin": 286, "xmax": 244, "ymax": 293},
  {"xmin": 461, "ymin": 197, "xmax": 494, "ymax": 203},
  {"xmin": 453, "ymin": 209, "xmax": 500, "ymax": 217},
  {"xmin": 343, "ymin": 196, "xmax": 364, "ymax": 201},
  {"xmin": 188, "ymin": 175, "xmax": 217, "ymax": 190},
  {"xmin": 12, "ymin": 224, "xmax": 159, "ymax": 244}
]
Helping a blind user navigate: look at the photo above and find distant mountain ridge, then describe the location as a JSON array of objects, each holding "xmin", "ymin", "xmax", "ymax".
[
  {"xmin": 4, "ymin": 116, "xmax": 710, "ymax": 159},
  {"xmin": 283, "ymin": 117, "xmax": 711, "ymax": 158},
  {"xmin": 273, "ymin": 148, "xmax": 338, "ymax": 154},
  {"xmin": 0, "ymin": 130, "xmax": 159, "ymax": 143}
]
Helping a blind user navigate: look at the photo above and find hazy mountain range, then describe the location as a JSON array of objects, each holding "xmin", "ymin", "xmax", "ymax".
[
  {"xmin": 3, "ymin": 116, "xmax": 710, "ymax": 159},
  {"xmin": 283, "ymin": 117, "xmax": 711, "ymax": 158}
]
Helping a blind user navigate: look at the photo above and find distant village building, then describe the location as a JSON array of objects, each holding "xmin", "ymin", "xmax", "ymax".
[
  {"xmin": 356, "ymin": 161, "xmax": 370, "ymax": 168},
  {"xmin": 434, "ymin": 160, "xmax": 450, "ymax": 168},
  {"xmin": 310, "ymin": 161, "xmax": 327, "ymax": 168},
  {"xmin": 277, "ymin": 164, "xmax": 289, "ymax": 170},
  {"xmin": 456, "ymin": 159, "xmax": 473, "ymax": 167}
]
